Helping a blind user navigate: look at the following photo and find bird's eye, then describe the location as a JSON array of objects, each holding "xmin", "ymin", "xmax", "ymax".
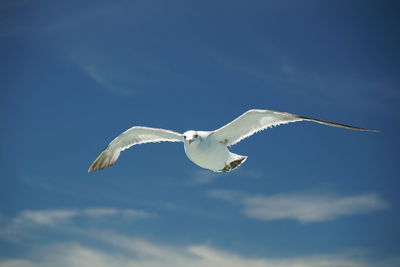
[
  {"xmin": 183, "ymin": 135, "xmax": 186, "ymax": 139},
  {"xmin": 194, "ymin": 134, "xmax": 198, "ymax": 138}
]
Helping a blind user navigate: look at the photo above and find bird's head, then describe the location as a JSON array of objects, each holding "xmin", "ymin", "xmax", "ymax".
[{"xmin": 183, "ymin": 130, "xmax": 201, "ymax": 145}]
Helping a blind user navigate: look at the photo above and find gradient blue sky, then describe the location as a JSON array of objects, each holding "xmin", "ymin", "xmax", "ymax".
[{"xmin": 1, "ymin": 1, "xmax": 400, "ymax": 266}]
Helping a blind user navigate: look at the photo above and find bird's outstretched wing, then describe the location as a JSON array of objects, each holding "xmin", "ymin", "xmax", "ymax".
[
  {"xmin": 213, "ymin": 109, "xmax": 377, "ymax": 147},
  {"xmin": 88, "ymin": 126, "xmax": 183, "ymax": 172}
]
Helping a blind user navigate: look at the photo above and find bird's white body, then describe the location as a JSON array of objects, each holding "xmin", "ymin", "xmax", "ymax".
[
  {"xmin": 88, "ymin": 109, "xmax": 376, "ymax": 173},
  {"xmin": 183, "ymin": 131, "xmax": 246, "ymax": 172}
]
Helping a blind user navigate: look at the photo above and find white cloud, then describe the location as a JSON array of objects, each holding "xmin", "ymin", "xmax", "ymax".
[
  {"xmin": 13, "ymin": 207, "xmax": 153, "ymax": 226},
  {"xmin": 1, "ymin": 208, "xmax": 397, "ymax": 267},
  {"xmin": 82, "ymin": 208, "xmax": 150, "ymax": 218},
  {"xmin": 0, "ymin": 232, "xmax": 399, "ymax": 267},
  {"xmin": 0, "ymin": 207, "xmax": 154, "ymax": 242},
  {"xmin": 16, "ymin": 209, "xmax": 78, "ymax": 226},
  {"xmin": 209, "ymin": 190, "xmax": 389, "ymax": 223}
]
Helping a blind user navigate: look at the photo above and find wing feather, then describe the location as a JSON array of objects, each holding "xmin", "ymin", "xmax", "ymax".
[
  {"xmin": 213, "ymin": 109, "xmax": 377, "ymax": 146},
  {"xmin": 88, "ymin": 126, "xmax": 182, "ymax": 172}
]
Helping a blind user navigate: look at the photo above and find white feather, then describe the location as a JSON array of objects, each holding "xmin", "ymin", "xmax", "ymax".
[
  {"xmin": 88, "ymin": 126, "xmax": 182, "ymax": 172},
  {"xmin": 213, "ymin": 109, "xmax": 376, "ymax": 146}
]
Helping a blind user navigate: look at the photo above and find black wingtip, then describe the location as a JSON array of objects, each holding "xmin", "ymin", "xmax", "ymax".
[{"xmin": 298, "ymin": 115, "xmax": 379, "ymax": 133}]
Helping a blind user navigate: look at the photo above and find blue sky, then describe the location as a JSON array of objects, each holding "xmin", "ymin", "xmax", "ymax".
[{"xmin": 1, "ymin": 0, "xmax": 399, "ymax": 266}]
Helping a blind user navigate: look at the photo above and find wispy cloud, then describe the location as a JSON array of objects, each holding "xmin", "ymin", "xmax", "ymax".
[
  {"xmin": 1, "ymin": 208, "xmax": 398, "ymax": 267},
  {"xmin": 0, "ymin": 207, "xmax": 154, "ymax": 242},
  {"xmin": 209, "ymin": 46, "xmax": 399, "ymax": 115},
  {"xmin": 0, "ymin": 208, "xmax": 153, "ymax": 240},
  {"xmin": 16, "ymin": 209, "xmax": 78, "ymax": 226},
  {"xmin": 15, "ymin": 207, "xmax": 153, "ymax": 226},
  {"xmin": 188, "ymin": 170, "xmax": 223, "ymax": 185},
  {"xmin": 1, "ymin": 231, "xmax": 399, "ymax": 267},
  {"xmin": 80, "ymin": 64, "xmax": 136, "ymax": 95},
  {"xmin": 209, "ymin": 190, "xmax": 389, "ymax": 223},
  {"xmin": 187, "ymin": 168, "xmax": 263, "ymax": 186}
]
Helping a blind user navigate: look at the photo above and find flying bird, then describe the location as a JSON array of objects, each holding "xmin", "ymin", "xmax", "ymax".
[{"xmin": 88, "ymin": 109, "xmax": 376, "ymax": 173}]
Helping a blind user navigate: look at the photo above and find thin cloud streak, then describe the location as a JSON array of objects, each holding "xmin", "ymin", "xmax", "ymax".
[
  {"xmin": 80, "ymin": 65, "xmax": 135, "ymax": 95},
  {"xmin": 13, "ymin": 207, "xmax": 153, "ymax": 226},
  {"xmin": 209, "ymin": 190, "xmax": 389, "ymax": 223},
  {"xmin": 17, "ymin": 209, "xmax": 78, "ymax": 226}
]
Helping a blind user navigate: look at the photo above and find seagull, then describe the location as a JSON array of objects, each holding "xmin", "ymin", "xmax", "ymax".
[{"xmin": 88, "ymin": 109, "xmax": 376, "ymax": 173}]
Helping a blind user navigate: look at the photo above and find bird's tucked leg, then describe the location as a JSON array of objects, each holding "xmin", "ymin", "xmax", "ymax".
[{"xmin": 219, "ymin": 156, "xmax": 247, "ymax": 172}]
